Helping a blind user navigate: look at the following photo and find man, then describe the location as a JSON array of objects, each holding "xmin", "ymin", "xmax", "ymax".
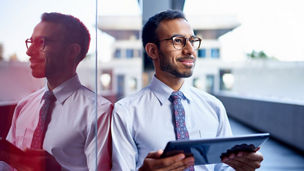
[
  {"xmin": 111, "ymin": 10, "xmax": 263, "ymax": 171},
  {"xmin": 0, "ymin": 12, "xmax": 112, "ymax": 170}
]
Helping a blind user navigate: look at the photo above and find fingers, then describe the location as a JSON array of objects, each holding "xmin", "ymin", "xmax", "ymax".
[
  {"xmin": 224, "ymin": 157, "xmax": 253, "ymax": 171},
  {"xmin": 164, "ymin": 156, "xmax": 194, "ymax": 171},
  {"xmin": 222, "ymin": 151, "xmax": 263, "ymax": 171},
  {"xmin": 140, "ymin": 151, "xmax": 195, "ymax": 171},
  {"xmin": 146, "ymin": 150, "xmax": 164, "ymax": 158},
  {"xmin": 158, "ymin": 153, "xmax": 185, "ymax": 166},
  {"xmin": 235, "ymin": 151, "xmax": 263, "ymax": 168},
  {"xmin": 144, "ymin": 153, "xmax": 186, "ymax": 170}
]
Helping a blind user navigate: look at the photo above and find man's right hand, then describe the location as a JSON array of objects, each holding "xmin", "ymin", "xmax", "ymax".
[
  {"xmin": 139, "ymin": 150, "xmax": 194, "ymax": 171},
  {"xmin": 1, "ymin": 148, "xmax": 61, "ymax": 171}
]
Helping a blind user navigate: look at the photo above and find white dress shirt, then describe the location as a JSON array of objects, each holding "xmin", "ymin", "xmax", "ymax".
[
  {"xmin": 112, "ymin": 76, "xmax": 234, "ymax": 171},
  {"xmin": 5, "ymin": 75, "xmax": 112, "ymax": 171}
]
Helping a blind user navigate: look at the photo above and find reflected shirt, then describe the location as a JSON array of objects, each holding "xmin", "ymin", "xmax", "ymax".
[
  {"xmin": 6, "ymin": 75, "xmax": 112, "ymax": 171},
  {"xmin": 112, "ymin": 76, "xmax": 233, "ymax": 171}
]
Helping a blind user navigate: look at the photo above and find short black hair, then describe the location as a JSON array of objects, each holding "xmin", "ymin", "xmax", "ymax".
[
  {"xmin": 142, "ymin": 9, "xmax": 186, "ymax": 48},
  {"xmin": 41, "ymin": 12, "xmax": 90, "ymax": 63}
]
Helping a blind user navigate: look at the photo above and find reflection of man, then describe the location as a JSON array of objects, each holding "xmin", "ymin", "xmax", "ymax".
[
  {"xmin": 1, "ymin": 12, "xmax": 112, "ymax": 170},
  {"xmin": 112, "ymin": 10, "xmax": 263, "ymax": 171}
]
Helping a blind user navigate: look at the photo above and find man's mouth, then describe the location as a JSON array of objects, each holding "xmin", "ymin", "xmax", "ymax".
[
  {"xmin": 29, "ymin": 58, "xmax": 44, "ymax": 67},
  {"xmin": 29, "ymin": 57, "xmax": 43, "ymax": 63},
  {"xmin": 177, "ymin": 57, "xmax": 195, "ymax": 67}
]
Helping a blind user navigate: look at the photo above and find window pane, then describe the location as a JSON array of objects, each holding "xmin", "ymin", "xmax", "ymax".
[
  {"xmin": 114, "ymin": 49, "xmax": 122, "ymax": 58},
  {"xmin": 198, "ymin": 48, "xmax": 206, "ymax": 58},
  {"xmin": 126, "ymin": 48, "xmax": 134, "ymax": 58},
  {"xmin": 211, "ymin": 48, "xmax": 220, "ymax": 58}
]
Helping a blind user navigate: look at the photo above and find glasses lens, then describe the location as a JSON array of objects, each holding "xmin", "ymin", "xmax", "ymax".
[
  {"xmin": 172, "ymin": 36, "xmax": 201, "ymax": 50},
  {"xmin": 190, "ymin": 37, "xmax": 201, "ymax": 50},
  {"xmin": 172, "ymin": 36, "xmax": 186, "ymax": 50},
  {"xmin": 26, "ymin": 37, "xmax": 46, "ymax": 50},
  {"xmin": 25, "ymin": 39, "xmax": 32, "ymax": 49}
]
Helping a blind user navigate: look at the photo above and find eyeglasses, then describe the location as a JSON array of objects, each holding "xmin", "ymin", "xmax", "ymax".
[
  {"xmin": 157, "ymin": 35, "xmax": 202, "ymax": 50},
  {"xmin": 25, "ymin": 37, "xmax": 56, "ymax": 50}
]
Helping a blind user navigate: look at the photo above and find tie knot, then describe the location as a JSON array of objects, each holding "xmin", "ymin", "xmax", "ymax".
[
  {"xmin": 42, "ymin": 91, "xmax": 55, "ymax": 101},
  {"xmin": 169, "ymin": 91, "xmax": 184, "ymax": 102}
]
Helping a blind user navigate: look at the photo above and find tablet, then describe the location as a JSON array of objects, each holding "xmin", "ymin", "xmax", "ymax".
[{"xmin": 161, "ymin": 133, "xmax": 269, "ymax": 165}]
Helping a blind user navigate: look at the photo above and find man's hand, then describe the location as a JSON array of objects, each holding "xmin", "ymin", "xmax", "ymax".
[
  {"xmin": 222, "ymin": 149, "xmax": 263, "ymax": 171},
  {"xmin": 2, "ymin": 148, "xmax": 61, "ymax": 171},
  {"xmin": 139, "ymin": 150, "xmax": 194, "ymax": 171},
  {"xmin": 24, "ymin": 149, "xmax": 62, "ymax": 171}
]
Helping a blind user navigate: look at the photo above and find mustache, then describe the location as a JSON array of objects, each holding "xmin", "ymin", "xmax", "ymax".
[{"xmin": 176, "ymin": 56, "xmax": 195, "ymax": 61}]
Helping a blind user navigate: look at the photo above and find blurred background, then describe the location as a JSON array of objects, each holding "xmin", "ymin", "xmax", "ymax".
[{"xmin": 0, "ymin": 0, "xmax": 304, "ymax": 170}]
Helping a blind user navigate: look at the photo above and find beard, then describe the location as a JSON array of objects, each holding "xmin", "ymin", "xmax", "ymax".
[{"xmin": 158, "ymin": 51, "xmax": 194, "ymax": 78}]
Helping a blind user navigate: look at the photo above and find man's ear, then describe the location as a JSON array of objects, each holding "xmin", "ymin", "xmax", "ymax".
[
  {"xmin": 145, "ymin": 43, "xmax": 159, "ymax": 60},
  {"xmin": 68, "ymin": 43, "xmax": 81, "ymax": 63}
]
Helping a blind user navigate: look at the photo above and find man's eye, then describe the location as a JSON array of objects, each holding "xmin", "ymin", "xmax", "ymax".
[
  {"xmin": 173, "ymin": 38, "xmax": 184, "ymax": 44},
  {"xmin": 35, "ymin": 39, "xmax": 44, "ymax": 45}
]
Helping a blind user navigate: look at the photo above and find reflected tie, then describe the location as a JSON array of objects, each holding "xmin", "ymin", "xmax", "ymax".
[
  {"xmin": 169, "ymin": 91, "xmax": 194, "ymax": 171},
  {"xmin": 31, "ymin": 91, "xmax": 56, "ymax": 149}
]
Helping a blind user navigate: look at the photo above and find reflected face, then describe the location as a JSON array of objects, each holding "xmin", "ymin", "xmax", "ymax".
[
  {"xmin": 156, "ymin": 18, "xmax": 197, "ymax": 78},
  {"xmin": 26, "ymin": 21, "xmax": 68, "ymax": 78}
]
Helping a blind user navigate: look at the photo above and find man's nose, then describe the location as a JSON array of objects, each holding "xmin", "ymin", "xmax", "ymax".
[
  {"xmin": 182, "ymin": 40, "xmax": 196, "ymax": 55},
  {"xmin": 26, "ymin": 45, "xmax": 37, "ymax": 56}
]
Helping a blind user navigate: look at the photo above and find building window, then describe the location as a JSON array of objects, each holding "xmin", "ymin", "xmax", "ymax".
[
  {"xmin": 133, "ymin": 49, "xmax": 141, "ymax": 57},
  {"xmin": 211, "ymin": 48, "xmax": 220, "ymax": 58},
  {"xmin": 193, "ymin": 77, "xmax": 204, "ymax": 89},
  {"xmin": 114, "ymin": 49, "xmax": 121, "ymax": 58},
  {"xmin": 128, "ymin": 77, "xmax": 137, "ymax": 91},
  {"xmin": 205, "ymin": 75, "xmax": 215, "ymax": 93},
  {"xmin": 219, "ymin": 69, "xmax": 234, "ymax": 91},
  {"xmin": 100, "ymin": 71, "xmax": 112, "ymax": 91},
  {"xmin": 126, "ymin": 49, "xmax": 134, "ymax": 58},
  {"xmin": 116, "ymin": 75, "xmax": 125, "ymax": 100},
  {"xmin": 198, "ymin": 49, "xmax": 206, "ymax": 58}
]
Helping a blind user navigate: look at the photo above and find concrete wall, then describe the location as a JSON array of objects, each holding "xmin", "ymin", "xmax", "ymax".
[{"xmin": 215, "ymin": 94, "xmax": 304, "ymax": 153}]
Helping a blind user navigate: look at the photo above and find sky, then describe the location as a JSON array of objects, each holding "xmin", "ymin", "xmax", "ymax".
[
  {"xmin": 184, "ymin": 0, "xmax": 304, "ymax": 61},
  {"xmin": 0, "ymin": 0, "xmax": 304, "ymax": 61}
]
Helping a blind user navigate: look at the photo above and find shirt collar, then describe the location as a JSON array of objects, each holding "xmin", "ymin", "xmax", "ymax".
[
  {"xmin": 179, "ymin": 80, "xmax": 192, "ymax": 102},
  {"xmin": 149, "ymin": 75, "xmax": 192, "ymax": 105},
  {"xmin": 45, "ymin": 74, "xmax": 82, "ymax": 104}
]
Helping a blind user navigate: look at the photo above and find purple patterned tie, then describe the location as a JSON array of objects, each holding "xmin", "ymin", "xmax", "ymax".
[
  {"xmin": 31, "ymin": 91, "xmax": 55, "ymax": 149},
  {"xmin": 169, "ymin": 91, "xmax": 194, "ymax": 171}
]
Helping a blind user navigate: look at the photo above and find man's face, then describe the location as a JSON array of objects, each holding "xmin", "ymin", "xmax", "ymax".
[
  {"xmin": 155, "ymin": 18, "xmax": 197, "ymax": 78},
  {"xmin": 26, "ymin": 21, "xmax": 68, "ymax": 78}
]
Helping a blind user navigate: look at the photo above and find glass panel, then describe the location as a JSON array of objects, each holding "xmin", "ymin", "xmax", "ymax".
[{"xmin": 0, "ymin": 0, "xmax": 102, "ymax": 170}]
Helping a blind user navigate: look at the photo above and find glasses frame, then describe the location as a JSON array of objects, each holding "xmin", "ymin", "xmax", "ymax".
[
  {"xmin": 25, "ymin": 37, "xmax": 44, "ymax": 50},
  {"xmin": 157, "ymin": 35, "xmax": 202, "ymax": 50},
  {"xmin": 25, "ymin": 37, "xmax": 58, "ymax": 50}
]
